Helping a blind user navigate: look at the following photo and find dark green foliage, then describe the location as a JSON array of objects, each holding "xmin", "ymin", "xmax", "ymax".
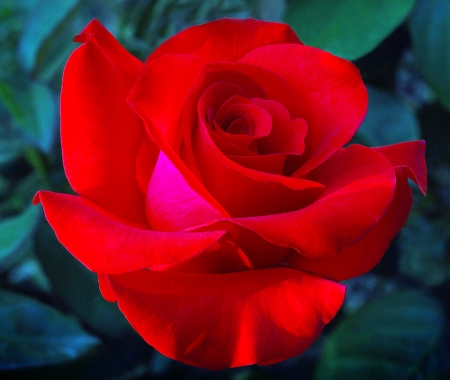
[
  {"xmin": 284, "ymin": 0, "xmax": 416, "ymax": 60},
  {"xmin": 410, "ymin": 0, "xmax": 450, "ymax": 111},
  {"xmin": 315, "ymin": 290, "xmax": 444, "ymax": 380},
  {"xmin": 0, "ymin": 289, "xmax": 100, "ymax": 370}
]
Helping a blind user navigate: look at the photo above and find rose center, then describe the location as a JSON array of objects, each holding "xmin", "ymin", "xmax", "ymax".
[{"xmin": 218, "ymin": 113, "xmax": 255, "ymax": 136}]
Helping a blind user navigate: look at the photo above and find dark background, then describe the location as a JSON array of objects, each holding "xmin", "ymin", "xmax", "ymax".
[{"xmin": 0, "ymin": 0, "xmax": 449, "ymax": 379}]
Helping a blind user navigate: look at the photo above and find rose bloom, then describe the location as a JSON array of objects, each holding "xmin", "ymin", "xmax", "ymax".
[{"xmin": 35, "ymin": 18, "xmax": 426, "ymax": 369}]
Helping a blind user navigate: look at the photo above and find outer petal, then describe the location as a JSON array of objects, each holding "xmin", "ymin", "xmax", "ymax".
[
  {"xmin": 193, "ymin": 145, "xmax": 396, "ymax": 258},
  {"xmin": 98, "ymin": 274, "xmax": 117, "ymax": 302},
  {"xmin": 62, "ymin": 19, "xmax": 147, "ymax": 225},
  {"xmin": 128, "ymin": 54, "xmax": 206, "ymax": 156},
  {"xmin": 34, "ymin": 191, "xmax": 229, "ymax": 274},
  {"xmin": 374, "ymin": 140, "xmax": 427, "ymax": 195},
  {"xmin": 107, "ymin": 267, "xmax": 345, "ymax": 369},
  {"xmin": 240, "ymin": 44, "xmax": 368, "ymax": 175},
  {"xmin": 186, "ymin": 221, "xmax": 291, "ymax": 270},
  {"xmin": 147, "ymin": 18, "xmax": 302, "ymax": 63},
  {"xmin": 286, "ymin": 169, "xmax": 412, "ymax": 281},
  {"xmin": 73, "ymin": 19, "xmax": 143, "ymax": 82}
]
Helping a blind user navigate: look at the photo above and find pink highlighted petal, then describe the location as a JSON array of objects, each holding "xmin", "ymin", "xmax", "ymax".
[{"xmin": 146, "ymin": 151, "xmax": 223, "ymax": 231}]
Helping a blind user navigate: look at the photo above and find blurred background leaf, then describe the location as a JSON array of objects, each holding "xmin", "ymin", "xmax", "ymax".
[
  {"xmin": 409, "ymin": 0, "xmax": 450, "ymax": 112},
  {"xmin": 18, "ymin": 0, "xmax": 81, "ymax": 73},
  {"xmin": 0, "ymin": 205, "xmax": 40, "ymax": 273},
  {"xmin": 399, "ymin": 213, "xmax": 450, "ymax": 286},
  {"xmin": 0, "ymin": 81, "xmax": 57, "ymax": 153},
  {"xmin": 0, "ymin": 288, "xmax": 100, "ymax": 370},
  {"xmin": 356, "ymin": 86, "xmax": 420, "ymax": 146},
  {"xmin": 315, "ymin": 290, "xmax": 445, "ymax": 380},
  {"xmin": 284, "ymin": 0, "xmax": 416, "ymax": 60},
  {"xmin": 35, "ymin": 223, "xmax": 133, "ymax": 339}
]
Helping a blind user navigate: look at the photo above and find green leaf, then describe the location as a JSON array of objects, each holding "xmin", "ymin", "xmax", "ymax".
[
  {"xmin": 122, "ymin": 0, "xmax": 250, "ymax": 59},
  {"xmin": 0, "ymin": 288, "xmax": 99, "ymax": 370},
  {"xmin": 399, "ymin": 214, "xmax": 450, "ymax": 286},
  {"xmin": 0, "ymin": 130, "xmax": 23, "ymax": 165},
  {"xmin": 0, "ymin": 0, "xmax": 40, "ymax": 13},
  {"xmin": 409, "ymin": 0, "xmax": 450, "ymax": 111},
  {"xmin": 18, "ymin": 0, "xmax": 80, "ymax": 72},
  {"xmin": 6, "ymin": 172, "xmax": 48, "ymax": 213},
  {"xmin": 0, "ymin": 80, "xmax": 56, "ymax": 153},
  {"xmin": 7, "ymin": 256, "xmax": 52, "ymax": 294},
  {"xmin": 26, "ymin": 82, "xmax": 57, "ymax": 153},
  {"xmin": 0, "ymin": 81, "xmax": 25, "ymax": 123},
  {"xmin": 0, "ymin": 205, "xmax": 40, "ymax": 272},
  {"xmin": 0, "ymin": 175, "xmax": 8, "ymax": 196},
  {"xmin": 246, "ymin": 0, "xmax": 286, "ymax": 21},
  {"xmin": 315, "ymin": 290, "xmax": 444, "ymax": 380},
  {"xmin": 35, "ymin": 223, "xmax": 133, "ymax": 338},
  {"xmin": 356, "ymin": 86, "xmax": 420, "ymax": 147},
  {"xmin": 284, "ymin": 0, "xmax": 416, "ymax": 60}
]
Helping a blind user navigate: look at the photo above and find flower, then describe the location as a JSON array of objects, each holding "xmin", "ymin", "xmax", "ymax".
[{"xmin": 34, "ymin": 18, "xmax": 427, "ymax": 369}]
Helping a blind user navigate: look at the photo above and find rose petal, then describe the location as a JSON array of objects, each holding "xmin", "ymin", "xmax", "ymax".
[
  {"xmin": 181, "ymin": 61, "xmax": 311, "ymax": 180},
  {"xmin": 127, "ymin": 54, "xmax": 229, "ymax": 217},
  {"xmin": 210, "ymin": 130, "xmax": 260, "ymax": 157},
  {"xmin": 73, "ymin": 19, "xmax": 142, "ymax": 81},
  {"xmin": 161, "ymin": 239, "xmax": 253, "ymax": 274},
  {"xmin": 62, "ymin": 19, "xmax": 147, "ymax": 225},
  {"xmin": 195, "ymin": 145, "xmax": 396, "ymax": 258},
  {"xmin": 135, "ymin": 133, "xmax": 160, "ymax": 194},
  {"xmin": 253, "ymin": 98, "xmax": 307, "ymax": 155},
  {"xmin": 107, "ymin": 267, "xmax": 345, "ymax": 369},
  {"xmin": 213, "ymin": 103, "xmax": 272, "ymax": 148},
  {"xmin": 227, "ymin": 154, "xmax": 287, "ymax": 175},
  {"xmin": 213, "ymin": 93, "xmax": 252, "ymax": 121},
  {"xmin": 193, "ymin": 112, "xmax": 324, "ymax": 217},
  {"xmin": 186, "ymin": 220, "xmax": 291, "ymax": 269},
  {"xmin": 374, "ymin": 140, "xmax": 427, "ymax": 195},
  {"xmin": 199, "ymin": 84, "xmax": 259, "ymax": 156},
  {"xmin": 240, "ymin": 44, "xmax": 368, "ymax": 175},
  {"xmin": 147, "ymin": 18, "xmax": 302, "ymax": 63},
  {"xmin": 286, "ymin": 168, "xmax": 412, "ymax": 280},
  {"xmin": 189, "ymin": 62, "xmax": 305, "ymax": 120},
  {"xmin": 129, "ymin": 54, "xmax": 205, "ymax": 156},
  {"xmin": 34, "ymin": 191, "xmax": 229, "ymax": 274},
  {"xmin": 146, "ymin": 151, "xmax": 223, "ymax": 232},
  {"xmin": 98, "ymin": 274, "xmax": 117, "ymax": 302}
]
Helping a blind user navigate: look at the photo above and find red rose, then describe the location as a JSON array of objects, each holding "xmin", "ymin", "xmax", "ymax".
[{"xmin": 35, "ymin": 18, "xmax": 427, "ymax": 369}]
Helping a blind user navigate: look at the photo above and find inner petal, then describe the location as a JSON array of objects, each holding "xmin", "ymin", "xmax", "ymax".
[
  {"xmin": 198, "ymin": 83, "xmax": 250, "ymax": 118},
  {"xmin": 253, "ymin": 98, "xmax": 308, "ymax": 156},
  {"xmin": 220, "ymin": 113, "xmax": 254, "ymax": 135},
  {"xmin": 198, "ymin": 84, "xmax": 272, "ymax": 151},
  {"xmin": 212, "ymin": 103, "xmax": 272, "ymax": 150}
]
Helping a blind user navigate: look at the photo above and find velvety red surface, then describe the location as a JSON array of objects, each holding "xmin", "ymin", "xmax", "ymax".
[{"xmin": 35, "ymin": 18, "xmax": 427, "ymax": 369}]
